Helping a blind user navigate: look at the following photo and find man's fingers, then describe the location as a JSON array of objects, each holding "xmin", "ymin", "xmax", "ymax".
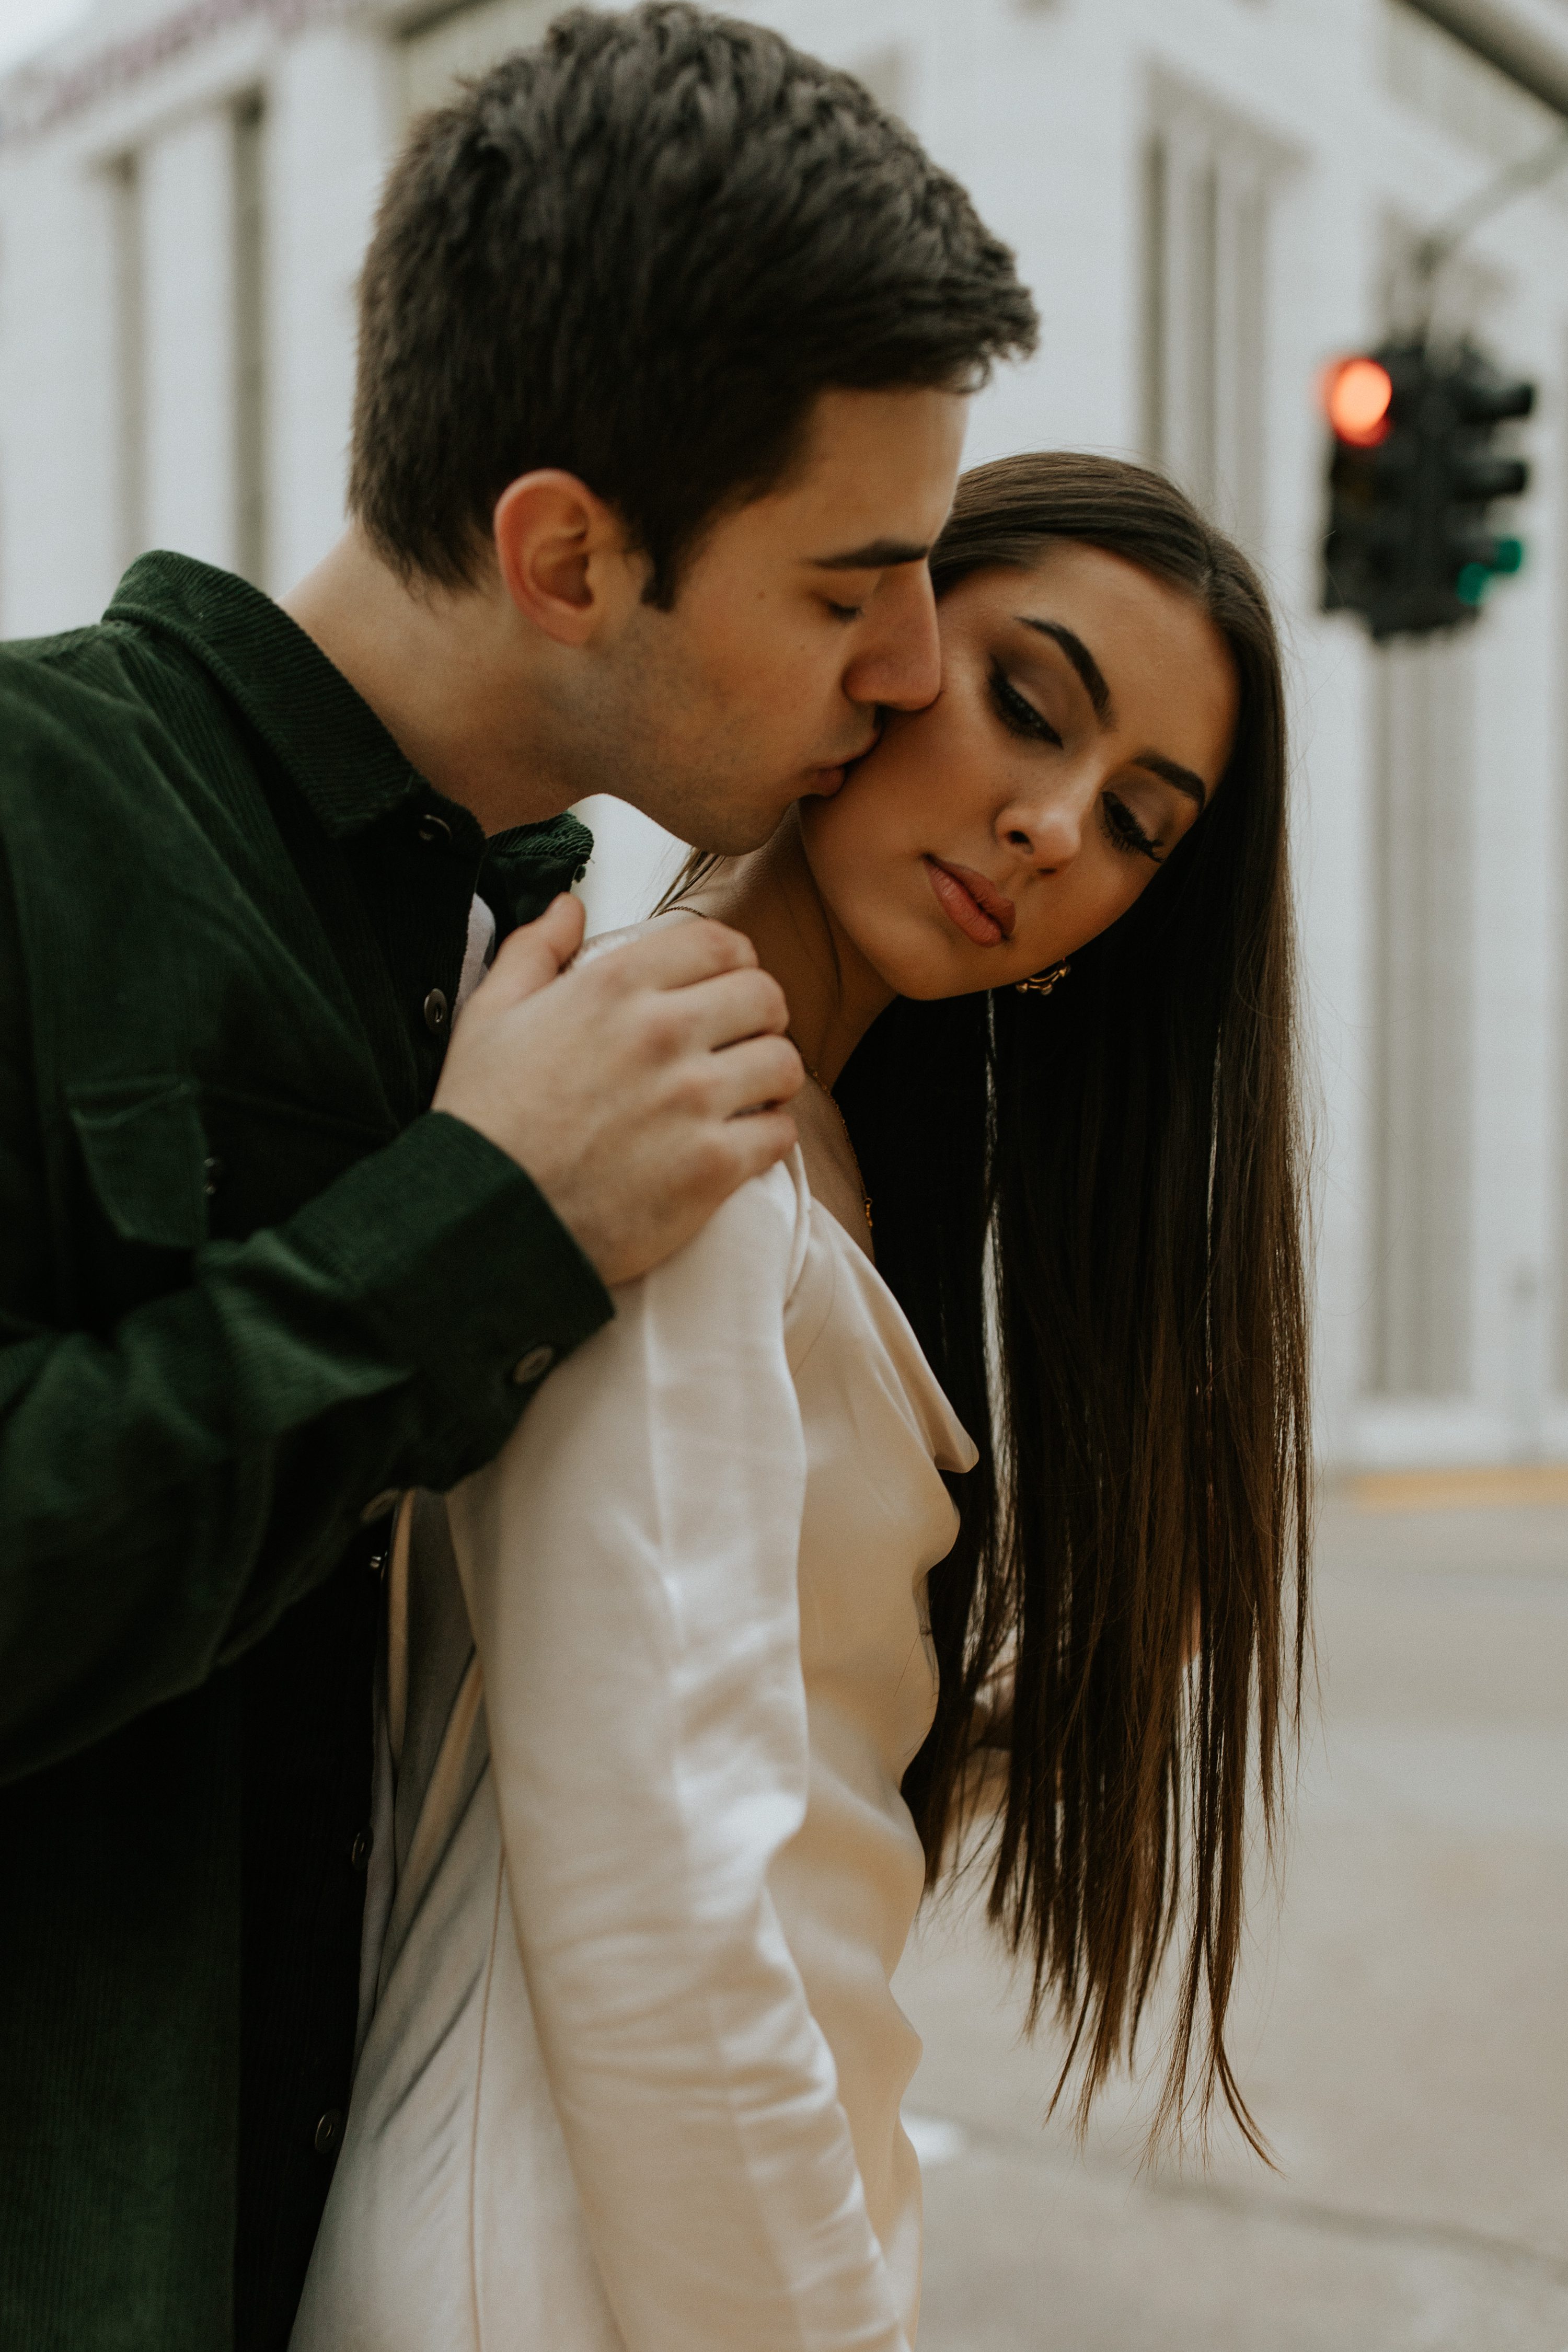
[
  {"xmin": 477, "ymin": 895, "xmax": 587, "ymax": 1007},
  {"xmin": 433, "ymin": 895, "xmax": 810, "ymax": 1285},
  {"xmin": 675, "ymin": 966, "xmax": 793, "ymax": 1052},
  {"xmin": 585, "ymin": 913, "xmax": 757, "ymax": 994},
  {"xmin": 718, "ymin": 1108, "xmax": 801, "ymax": 1187},
  {"xmin": 704, "ymin": 1032, "xmax": 805, "ymax": 1118}
]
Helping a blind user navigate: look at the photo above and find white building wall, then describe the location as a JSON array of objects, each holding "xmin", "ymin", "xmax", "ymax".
[{"xmin": 3, "ymin": 0, "xmax": 1567, "ymax": 1472}]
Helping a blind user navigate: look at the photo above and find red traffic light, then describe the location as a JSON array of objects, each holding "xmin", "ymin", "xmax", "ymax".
[{"xmin": 1323, "ymin": 356, "xmax": 1394, "ymax": 447}]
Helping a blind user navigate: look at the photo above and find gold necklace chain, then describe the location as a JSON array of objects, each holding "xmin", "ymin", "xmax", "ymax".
[{"xmin": 791, "ymin": 1039, "xmax": 873, "ymax": 1234}]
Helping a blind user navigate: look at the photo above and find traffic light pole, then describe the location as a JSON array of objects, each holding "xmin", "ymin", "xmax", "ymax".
[{"xmin": 1412, "ymin": 126, "xmax": 1568, "ymax": 328}]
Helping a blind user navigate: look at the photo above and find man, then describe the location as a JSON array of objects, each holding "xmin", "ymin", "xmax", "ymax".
[{"xmin": 0, "ymin": 6, "xmax": 1035, "ymax": 2346}]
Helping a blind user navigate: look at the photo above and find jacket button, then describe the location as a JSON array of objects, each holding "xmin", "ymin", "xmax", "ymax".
[
  {"xmin": 359, "ymin": 1488, "xmax": 400, "ymax": 1526},
  {"xmin": 511, "ymin": 1343, "xmax": 557, "ymax": 1386},
  {"xmin": 416, "ymin": 813, "xmax": 452, "ymax": 844},
  {"xmin": 314, "ymin": 2109, "xmax": 344, "ymax": 2158},
  {"xmin": 423, "ymin": 988, "xmax": 448, "ymax": 1033},
  {"xmin": 202, "ymin": 1155, "xmax": 224, "ymax": 1198},
  {"xmin": 349, "ymin": 1827, "xmax": 373, "ymax": 1872}
]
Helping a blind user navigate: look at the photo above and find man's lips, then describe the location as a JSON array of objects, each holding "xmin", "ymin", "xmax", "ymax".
[
  {"xmin": 923, "ymin": 856, "xmax": 1017, "ymax": 947},
  {"xmin": 809, "ymin": 732, "xmax": 880, "ymax": 793}
]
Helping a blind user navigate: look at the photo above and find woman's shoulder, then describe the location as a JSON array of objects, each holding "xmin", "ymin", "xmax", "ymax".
[{"xmin": 610, "ymin": 1142, "xmax": 813, "ymax": 1317}]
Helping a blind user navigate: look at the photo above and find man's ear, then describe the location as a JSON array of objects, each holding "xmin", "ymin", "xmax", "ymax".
[{"xmin": 491, "ymin": 470, "xmax": 641, "ymax": 645}]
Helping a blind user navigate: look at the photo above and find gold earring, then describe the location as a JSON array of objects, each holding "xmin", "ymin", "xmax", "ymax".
[{"xmin": 1013, "ymin": 959, "xmax": 1071, "ymax": 997}]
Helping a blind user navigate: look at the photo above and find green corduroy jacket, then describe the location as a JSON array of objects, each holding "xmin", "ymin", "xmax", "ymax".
[{"xmin": 0, "ymin": 554, "xmax": 614, "ymax": 2350}]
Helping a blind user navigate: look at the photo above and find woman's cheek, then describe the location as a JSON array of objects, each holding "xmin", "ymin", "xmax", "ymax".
[{"xmin": 805, "ymin": 784, "xmax": 885, "ymax": 894}]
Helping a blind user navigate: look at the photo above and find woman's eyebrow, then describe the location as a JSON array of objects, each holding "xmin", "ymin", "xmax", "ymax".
[
  {"xmin": 1016, "ymin": 617, "xmax": 1113, "ymax": 723},
  {"xmin": 1135, "ymin": 751, "xmax": 1207, "ymax": 809}
]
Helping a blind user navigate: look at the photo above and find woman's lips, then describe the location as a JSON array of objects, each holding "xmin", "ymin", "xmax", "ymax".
[{"xmin": 923, "ymin": 856, "xmax": 1017, "ymax": 948}]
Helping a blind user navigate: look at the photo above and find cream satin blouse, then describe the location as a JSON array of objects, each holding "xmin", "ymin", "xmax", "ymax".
[{"xmin": 291, "ymin": 1147, "xmax": 976, "ymax": 2352}]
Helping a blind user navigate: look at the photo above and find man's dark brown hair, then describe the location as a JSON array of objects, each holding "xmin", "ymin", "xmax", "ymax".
[{"xmin": 350, "ymin": 2, "xmax": 1038, "ymax": 603}]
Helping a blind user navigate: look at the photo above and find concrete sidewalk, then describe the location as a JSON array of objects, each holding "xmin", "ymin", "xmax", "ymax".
[{"xmin": 895, "ymin": 1492, "xmax": 1568, "ymax": 2349}]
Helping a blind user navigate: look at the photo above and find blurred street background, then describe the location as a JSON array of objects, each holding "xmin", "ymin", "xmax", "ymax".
[
  {"xmin": 899, "ymin": 1478, "xmax": 1568, "ymax": 2349},
  {"xmin": 3, "ymin": 0, "xmax": 1567, "ymax": 2341}
]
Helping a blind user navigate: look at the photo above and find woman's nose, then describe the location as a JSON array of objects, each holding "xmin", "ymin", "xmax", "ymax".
[{"xmin": 997, "ymin": 787, "xmax": 1086, "ymax": 873}]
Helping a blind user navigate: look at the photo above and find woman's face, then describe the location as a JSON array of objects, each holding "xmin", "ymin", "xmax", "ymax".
[{"xmin": 798, "ymin": 541, "xmax": 1240, "ymax": 999}]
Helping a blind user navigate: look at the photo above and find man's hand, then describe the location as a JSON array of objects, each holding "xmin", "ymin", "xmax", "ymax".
[{"xmin": 432, "ymin": 896, "xmax": 803, "ymax": 1286}]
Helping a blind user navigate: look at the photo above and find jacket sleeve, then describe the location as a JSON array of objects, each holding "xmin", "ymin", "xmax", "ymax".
[
  {"xmin": 446, "ymin": 1157, "xmax": 911, "ymax": 2352},
  {"xmin": 0, "ymin": 907, "xmax": 612, "ymax": 1784}
]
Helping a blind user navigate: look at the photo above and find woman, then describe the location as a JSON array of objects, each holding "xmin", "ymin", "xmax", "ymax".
[{"xmin": 291, "ymin": 454, "xmax": 1310, "ymax": 2350}]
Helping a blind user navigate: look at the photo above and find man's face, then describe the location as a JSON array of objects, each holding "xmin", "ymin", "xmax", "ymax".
[{"xmin": 596, "ymin": 386, "xmax": 969, "ymax": 854}]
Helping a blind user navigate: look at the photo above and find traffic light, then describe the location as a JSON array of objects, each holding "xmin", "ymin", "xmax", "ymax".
[{"xmin": 1321, "ymin": 339, "xmax": 1534, "ymax": 640}]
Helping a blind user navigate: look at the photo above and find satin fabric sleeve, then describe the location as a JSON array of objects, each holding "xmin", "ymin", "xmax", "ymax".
[{"xmin": 446, "ymin": 1156, "xmax": 911, "ymax": 2352}]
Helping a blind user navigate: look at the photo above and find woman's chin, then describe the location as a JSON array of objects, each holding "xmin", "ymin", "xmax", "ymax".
[
  {"xmin": 817, "ymin": 886, "xmax": 1010, "ymax": 1005},
  {"xmin": 867, "ymin": 946, "xmax": 1002, "ymax": 1004}
]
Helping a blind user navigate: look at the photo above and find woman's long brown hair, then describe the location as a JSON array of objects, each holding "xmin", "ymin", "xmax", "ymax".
[
  {"xmin": 841, "ymin": 454, "xmax": 1310, "ymax": 2151},
  {"xmin": 673, "ymin": 451, "xmax": 1311, "ymax": 2148}
]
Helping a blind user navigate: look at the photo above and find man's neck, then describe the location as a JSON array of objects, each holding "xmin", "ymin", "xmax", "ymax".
[
  {"xmin": 280, "ymin": 529, "xmax": 571, "ymax": 835},
  {"xmin": 687, "ymin": 813, "xmax": 895, "ymax": 1088}
]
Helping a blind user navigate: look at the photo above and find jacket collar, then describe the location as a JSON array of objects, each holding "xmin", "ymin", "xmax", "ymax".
[
  {"xmin": 104, "ymin": 552, "xmax": 592, "ymax": 924},
  {"xmin": 108, "ymin": 551, "xmax": 429, "ymax": 839}
]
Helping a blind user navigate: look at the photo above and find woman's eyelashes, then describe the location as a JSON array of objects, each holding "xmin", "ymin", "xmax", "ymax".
[
  {"xmin": 1102, "ymin": 794, "xmax": 1162, "ymax": 862},
  {"xmin": 988, "ymin": 661, "xmax": 1062, "ymax": 747}
]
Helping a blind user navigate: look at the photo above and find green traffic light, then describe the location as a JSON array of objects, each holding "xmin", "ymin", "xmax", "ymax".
[
  {"xmin": 1455, "ymin": 540, "xmax": 1525, "ymax": 605},
  {"xmin": 1456, "ymin": 537, "xmax": 1525, "ymax": 607}
]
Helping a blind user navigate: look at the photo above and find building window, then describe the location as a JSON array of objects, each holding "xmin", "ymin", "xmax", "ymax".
[
  {"xmin": 107, "ymin": 98, "xmax": 268, "ymax": 584},
  {"xmin": 1140, "ymin": 73, "xmax": 1296, "ymax": 553}
]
